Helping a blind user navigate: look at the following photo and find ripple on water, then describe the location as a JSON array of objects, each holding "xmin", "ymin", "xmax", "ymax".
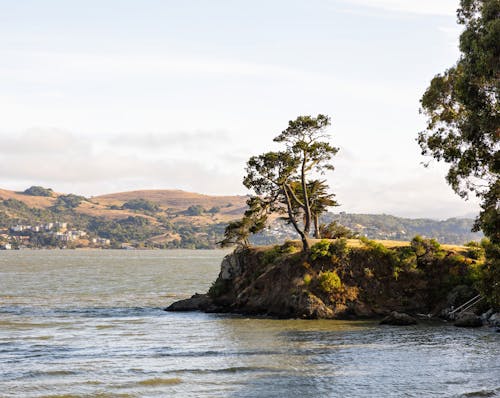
[
  {"xmin": 137, "ymin": 377, "xmax": 182, "ymax": 386},
  {"xmin": 460, "ymin": 388, "xmax": 500, "ymax": 397}
]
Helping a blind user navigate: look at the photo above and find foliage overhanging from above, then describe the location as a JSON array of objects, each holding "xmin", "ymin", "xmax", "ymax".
[{"xmin": 418, "ymin": 0, "xmax": 499, "ymax": 306}]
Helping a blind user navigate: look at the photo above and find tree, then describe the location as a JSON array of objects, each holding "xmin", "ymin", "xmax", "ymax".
[
  {"xmin": 418, "ymin": 0, "xmax": 499, "ymax": 243},
  {"xmin": 219, "ymin": 197, "xmax": 268, "ymax": 247},
  {"xmin": 238, "ymin": 114, "xmax": 338, "ymax": 251},
  {"xmin": 418, "ymin": 0, "xmax": 499, "ymax": 307},
  {"xmin": 23, "ymin": 186, "xmax": 54, "ymax": 197}
]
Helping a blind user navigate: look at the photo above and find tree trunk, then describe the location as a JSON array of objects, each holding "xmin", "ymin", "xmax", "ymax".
[
  {"xmin": 314, "ymin": 214, "xmax": 320, "ymax": 238},
  {"xmin": 283, "ymin": 185, "xmax": 309, "ymax": 252},
  {"xmin": 301, "ymin": 154, "xmax": 311, "ymax": 237}
]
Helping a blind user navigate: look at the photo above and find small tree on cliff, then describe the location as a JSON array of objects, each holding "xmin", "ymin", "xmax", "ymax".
[{"xmin": 225, "ymin": 114, "xmax": 338, "ymax": 251}]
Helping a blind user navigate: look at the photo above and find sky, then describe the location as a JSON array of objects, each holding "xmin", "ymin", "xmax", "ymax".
[{"xmin": 0, "ymin": 0, "xmax": 481, "ymax": 219}]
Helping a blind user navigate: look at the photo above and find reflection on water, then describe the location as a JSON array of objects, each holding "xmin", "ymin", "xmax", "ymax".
[{"xmin": 0, "ymin": 250, "xmax": 499, "ymax": 398}]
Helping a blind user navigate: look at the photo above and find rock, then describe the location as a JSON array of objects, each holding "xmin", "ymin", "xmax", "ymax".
[
  {"xmin": 454, "ymin": 312, "xmax": 483, "ymax": 327},
  {"xmin": 380, "ymin": 311, "xmax": 417, "ymax": 326},
  {"xmin": 219, "ymin": 251, "xmax": 244, "ymax": 280},
  {"xmin": 481, "ymin": 308, "xmax": 494, "ymax": 322},
  {"xmin": 487, "ymin": 312, "xmax": 500, "ymax": 327},
  {"xmin": 353, "ymin": 301, "xmax": 375, "ymax": 318},
  {"xmin": 165, "ymin": 293, "xmax": 213, "ymax": 312}
]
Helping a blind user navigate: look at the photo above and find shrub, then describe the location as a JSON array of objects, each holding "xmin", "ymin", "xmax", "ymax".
[
  {"xmin": 464, "ymin": 241, "xmax": 484, "ymax": 260},
  {"xmin": 23, "ymin": 186, "xmax": 54, "ymax": 197},
  {"xmin": 123, "ymin": 199, "xmax": 160, "ymax": 212},
  {"xmin": 318, "ymin": 271, "xmax": 342, "ymax": 293},
  {"xmin": 319, "ymin": 221, "xmax": 357, "ymax": 239},
  {"xmin": 303, "ymin": 274, "xmax": 312, "ymax": 286},
  {"xmin": 310, "ymin": 240, "xmax": 331, "ymax": 260},
  {"xmin": 311, "ymin": 238, "xmax": 349, "ymax": 263},
  {"xmin": 411, "ymin": 235, "xmax": 442, "ymax": 257},
  {"xmin": 185, "ymin": 205, "xmax": 205, "ymax": 216},
  {"xmin": 208, "ymin": 278, "xmax": 230, "ymax": 298}
]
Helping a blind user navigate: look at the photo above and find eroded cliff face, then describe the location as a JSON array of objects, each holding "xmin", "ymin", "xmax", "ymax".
[{"xmin": 166, "ymin": 240, "xmax": 481, "ymax": 319}]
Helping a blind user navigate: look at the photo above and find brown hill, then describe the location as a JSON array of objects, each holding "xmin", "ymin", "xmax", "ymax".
[
  {"xmin": 94, "ymin": 189, "xmax": 248, "ymax": 213},
  {"xmin": 0, "ymin": 187, "xmax": 248, "ymax": 224},
  {"xmin": 0, "ymin": 188, "xmax": 56, "ymax": 208}
]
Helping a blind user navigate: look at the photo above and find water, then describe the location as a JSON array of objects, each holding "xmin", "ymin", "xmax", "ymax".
[{"xmin": 0, "ymin": 250, "xmax": 498, "ymax": 398}]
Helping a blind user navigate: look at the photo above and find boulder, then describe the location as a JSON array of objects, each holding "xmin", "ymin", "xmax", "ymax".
[
  {"xmin": 164, "ymin": 293, "xmax": 213, "ymax": 312},
  {"xmin": 380, "ymin": 311, "xmax": 417, "ymax": 326},
  {"xmin": 454, "ymin": 312, "xmax": 483, "ymax": 327},
  {"xmin": 487, "ymin": 312, "xmax": 500, "ymax": 327}
]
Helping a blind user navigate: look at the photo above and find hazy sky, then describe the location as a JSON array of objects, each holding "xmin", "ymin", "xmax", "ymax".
[{"xmin": 0, "ymin": 0, "xmax": 481, "ymax": 218}]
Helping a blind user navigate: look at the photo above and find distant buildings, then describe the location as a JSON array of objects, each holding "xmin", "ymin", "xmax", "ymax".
[{"xmin": 5, "ymin": 222, "xmax": 109, "ymax": 248}]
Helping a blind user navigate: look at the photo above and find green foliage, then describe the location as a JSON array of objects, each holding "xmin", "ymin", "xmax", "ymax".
[
  {"xmin": 303, "ymin": 274, "xmax": 312, "ymax": 287},
  {"xmin": 122, "ymin": 199, "xmax": 160, "ymax": 212},
  {"xmin": 52, "ymin": 194, "xmax": 86, "ymax": 211},
  {"xmin": 476, "ymin": 240, "xmax": 500, "ymax": 308},
  {"xmin": 208, "ymin": 206, "xmax": 221, "ymax": 214},
  {"xmin": 185, "ymin": 205, "xmax": 205, "ymax": 216},
  {"xmin": 310, "ymin": 238, "xmax": 349, "ymax": 263},
  {"xmin": 262, "ymin": 241, "xmax": 301, "ymax": 265},
  {"xmin": 219, "ymin": 197, "xmax": 268, "ymax": 247},
  {"xmin": 208, "ymin": 278, "xmax": 230, "ymax": 298},
  {"xmin": 464, "ymin": 241, "xmax": 485, "ymax": 260},
  {"xmin": 319, "ymin": 221, "xmax": 356, "ymax": 239},
  {"xmin": 317, "ymin": 271, "xmax": 342, "ymax": 293},
  {"xmin": 310, "ymin": 240, "xmax": 332, "ymax": 260},
  {"xmin": 87, "ymin": 216, "xmax": 155, "ymax": 243},
  {"xmin": 23, "ymin": 186, "xmax": 54, "ymax": 197},
  {"xmin": 411, "ymin": 235, "xmax": 443, "ymax": 258},
  {"xmin": 418, "ymin": 0, "xmax": 499, "ymax": 241},
  {"xmin": 242, "ymin": 114, "xmax": 338, "ymax": 251}
]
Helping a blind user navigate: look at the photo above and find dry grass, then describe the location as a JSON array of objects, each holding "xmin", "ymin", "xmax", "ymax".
[{"xmin": 0, "ymin": 188, "xmax": 56, "ymax": 208}]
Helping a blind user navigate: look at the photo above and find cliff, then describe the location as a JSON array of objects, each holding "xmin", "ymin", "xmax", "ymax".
[{"xmin": 166, "ymin": 238, "xmax": 484, "ymax": 319}]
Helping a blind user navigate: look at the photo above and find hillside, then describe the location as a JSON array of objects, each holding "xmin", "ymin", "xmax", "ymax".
[{"xmin": 0, "ymin": 186, "xmax": 482, "ymax": 249}]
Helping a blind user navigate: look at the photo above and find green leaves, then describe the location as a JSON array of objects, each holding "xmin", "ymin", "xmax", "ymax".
[
  {"xmin": 223, "ymin": 114, "xmax": 339, "ymax": 251},
  {"xmin": 419, "ymin": 0, "xmax": 499, "ymax": 241}
]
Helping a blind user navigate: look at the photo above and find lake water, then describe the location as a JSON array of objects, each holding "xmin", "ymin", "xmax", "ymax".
[{"xmin": 0, "ymin": 250, "xmax": 499, "ymax": 398}]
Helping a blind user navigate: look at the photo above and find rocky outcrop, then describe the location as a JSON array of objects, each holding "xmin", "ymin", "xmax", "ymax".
[
  {"xmin": 380, "ymin": 311, "xmax": 418, "ymax": 326},
  {"xmin": 165, "ymin": 242, "xmax": 484, "ymax": 320},
  {"xmin": 166, "ymin": 293, "xmax": 214, "ymax": 312}
]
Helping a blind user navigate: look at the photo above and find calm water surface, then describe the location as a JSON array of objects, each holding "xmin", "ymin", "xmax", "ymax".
[{"xmin": 0, "ymin": 250, "xmax": 498, "ymax": 398}]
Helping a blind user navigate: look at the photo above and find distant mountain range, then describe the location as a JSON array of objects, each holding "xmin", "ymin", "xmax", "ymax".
[{"xmin": 0, "ymin": 187, "xmax": 482, "ymax": 249}]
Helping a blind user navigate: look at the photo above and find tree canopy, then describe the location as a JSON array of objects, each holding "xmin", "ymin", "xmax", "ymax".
[
  {"xmin": 418, "ymin": 0, "xmax": 499, "ymax": 243},
  {"xmin": 418, "ymin": 0, "xmax": 499, "ymax": 306},
  {"xmin": 220, "ymin": 114, "xmax": 338, "ymax": 251}
]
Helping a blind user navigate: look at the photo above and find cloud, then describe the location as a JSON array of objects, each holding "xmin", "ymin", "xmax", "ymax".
[
  {"xmin": 107, "ymin": 130, "xmax": 231, "ymax": 152},
  {"xmin": 342, "ymin": 0, "xmax": 458, "ymax": 16},
  {"xmin": 0, "ymin": 128, "xmax": 244, "ymax": 195}
]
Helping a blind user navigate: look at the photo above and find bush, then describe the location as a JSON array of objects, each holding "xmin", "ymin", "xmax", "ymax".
[
  {"xmin": 123, "ymin": 199, "xmax": 160, "ymax": 212},
  {"xmin": 411, "ymin": 235, "xmax": 442, "ymax": 257},
  {"xmin": 185, "ymin": 205, "xmax": 205, "ymax": 216},
  {"xmin": 464, "ymin": 241, "xmax": 484, "ymax": 260},
  {"xmin": 319, "ymin": 221, "xmax": 357, "ymax": 239},
  {"xmin": 208, "ymin": 278, "xmax": 230, "ymax": 298},
  {"xmin": 303, "ymin": 274, "xmax": 312, "ymax": 286},
  {"xmin": 318, "ymin": 271, "xmax": 342, "ymax": 293},
  {"xmin": 23, "ymin": 186, "xmax": 54, "ymax": 197},
  {"xmin": 311, "ymin": 239, "xmax": 349, "ymax": 262},
  {"xmin": 53, "ymin": 194, "xmax": 86, "ymax": 210}
]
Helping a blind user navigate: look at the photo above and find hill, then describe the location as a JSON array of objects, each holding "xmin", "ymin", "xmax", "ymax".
[{"xmin": 0, "ymin": 186, "xmax": 482, "ymax": 249}]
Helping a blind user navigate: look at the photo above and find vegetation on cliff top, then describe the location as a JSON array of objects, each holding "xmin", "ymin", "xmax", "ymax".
[{"xmin": 206, "ymin": 236, "xmax": 493, "ymax": 318}]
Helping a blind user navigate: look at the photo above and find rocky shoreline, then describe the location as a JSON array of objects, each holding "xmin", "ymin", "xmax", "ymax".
[{"xmin": 166, "ymin": 243, "xmax": 499, "ymax": 330}]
